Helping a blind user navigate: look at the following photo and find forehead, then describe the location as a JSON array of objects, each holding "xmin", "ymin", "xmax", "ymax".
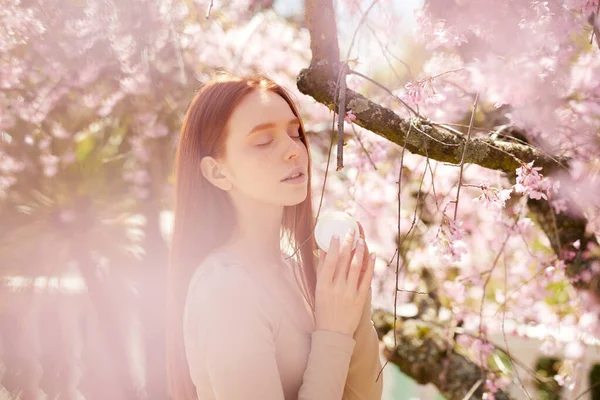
[{"xmin": 227, "ymin": 89, "xmax": 296, "ymax": 134}]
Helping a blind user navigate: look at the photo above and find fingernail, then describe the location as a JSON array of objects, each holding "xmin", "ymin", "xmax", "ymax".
[
  {"xmin": 332, "ymin": 234, "xmax": 339, "ymax": 241},
  {"xmin": 370, "ymin": 252, "xmax": 376, "ymax": 260},
  {"xmin": 357, "ymin": 238, "xmax": 364, "ymax": 247},
  {"xmin": 347, "ymin": 228, "xmax": 355, "ymax": 237}
]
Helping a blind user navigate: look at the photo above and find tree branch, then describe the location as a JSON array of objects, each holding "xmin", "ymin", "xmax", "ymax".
[
  {"xmin": 297, "ymin": 64, "xmax": 567, "ymax": 175},
  {"xmin": 372, "ymin": 309, "xmax": 512, "ymax": 400}
]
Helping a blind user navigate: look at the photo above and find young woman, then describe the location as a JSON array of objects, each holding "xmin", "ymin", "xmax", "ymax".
[{"xmin": 166, "ymin": 73, "xmax": 383, "ymax": 400}]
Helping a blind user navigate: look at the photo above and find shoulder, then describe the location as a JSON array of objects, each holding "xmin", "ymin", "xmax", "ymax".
[
  {"xmin": 187, "ymin": 251, "xmax": 259, "ymax": 307},
  {"xmin": 184, "ymin": 251, "xmax": 279, "ymax": 341},
  {"xmin": 185, "ymin": 250, "xmax": 282, "ymax": 328}
]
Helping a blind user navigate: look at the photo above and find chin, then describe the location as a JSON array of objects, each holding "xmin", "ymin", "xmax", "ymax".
[{"xmin": 282, "ymin": 190, "xmax": 308, "ymax": 206}]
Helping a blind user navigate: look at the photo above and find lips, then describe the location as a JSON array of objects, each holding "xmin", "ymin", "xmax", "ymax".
[{"xmin": 282, "ymin": 167, "xmax": 306, "ymax": 181}]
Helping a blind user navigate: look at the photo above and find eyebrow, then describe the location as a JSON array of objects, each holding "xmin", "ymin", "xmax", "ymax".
[{"xmin": 247, "ymin": 118, "xmax": 300, "ymax": 136}]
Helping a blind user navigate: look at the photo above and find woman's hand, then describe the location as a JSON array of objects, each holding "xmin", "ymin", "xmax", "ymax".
[{"xmin": 313, "ymin": 222, "xmax": 376, "ymax": 337}]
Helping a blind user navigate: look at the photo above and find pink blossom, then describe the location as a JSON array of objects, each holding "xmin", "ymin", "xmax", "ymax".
[
  {"xmin": 565, "ymin": 0, "xmax": 600, "ymax": 14},
  {"xmin": 40, "ymin": 154, "xmax": 59, "ymax": 177},
  {"xmin": 443, "ymin": 280, "xmax": 467, "ymax": 303},
  {"xmin": 0, "ymin": 112, "xmax": 15, "ymax": 130},
  {"xmin": 401, "ymin": 78, "xmax": 449, "ymax": 106},
  {"xmin": 344, "ymin": 111, "xmax": 357, "ymax": 123},
  {"xmin": 414, "ymin": 10, "xmax": 468, "ymax": 49},
  {"xmin": 551, "ymin": 198, "xmax": 568, "ymax": 214},
  {"xmin": 484, "ymin": 374, "xmax": 510, "ymax": 396},
  {"xmin": 401, "ymin": 81, "xmax": 424, "ymax": 104},
  {"xmin": 482, "ymin": 392, "xmax": 495, "ymax": 400},
  {"xmin": 578, "ymin": 312, "xmax": 599, "ymax": 333},
  {"xmin": 456, "ymin": 334, "xmax": 473, "ymax": 348},
  {"xmin": 51, "ymin": 123, "xmax": 71, "ymax": 139},
  {"xmin": 564, "ymin": 341, "xmax": 585, "ymax": 359},
  {"xmin": 433, "ymin": 213, "xmax": 468, "ymax": 262},
  {"xmin": 504, "ymin": 216, "xmax": 533, "ymax": 235},
  {"xmin": 485, "ymin": 378, "xmax": 499, "ymax": 394},
  {"xmin": 0, "ymin": 175, "xmax": 17, "ymax": 196},
  {"xmin": 514, "ymin": 161, "xmax": 552, "ymax": 200},
  {"xmin": 61, "ymin": 151, "xmax": 76, "ymax": 164},
  {"xmin": 425, "ymin": 92, "xmax": 446, "ymax": 105},
  {"xmin": 540, "ymin": 339, "xmax": 558, "ymax": 355},
  {"xmin": 473, "ymin": 182, "xmax": 512, "ymax": 210},
  {"xmin": 473, "ymin": 338, "xmax": 494, "ymax": 360},
  {"xmin": 0, "ymin": 153, "xmax": 25, "ymax": 174}
]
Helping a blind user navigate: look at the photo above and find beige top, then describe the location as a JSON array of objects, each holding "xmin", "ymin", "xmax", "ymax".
[{"xmin": 183, "ymin": 249, "xmax": 383, "ymax": 400}]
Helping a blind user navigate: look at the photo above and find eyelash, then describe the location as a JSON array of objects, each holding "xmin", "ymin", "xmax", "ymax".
[{"xmin": 257, "ymin": 134, "xmax": 302, "ymax": 147}]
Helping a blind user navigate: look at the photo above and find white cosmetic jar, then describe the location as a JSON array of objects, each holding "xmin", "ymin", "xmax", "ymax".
[{"xmin": 314, "ymin": 211, "xmax": 360, "ymax": 252}]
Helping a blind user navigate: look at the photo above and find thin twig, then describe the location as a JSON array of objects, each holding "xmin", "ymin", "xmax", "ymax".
[
  {"xmin": 477, "ymin": 217, "xmax": 520, "ymax": 371},
  {"xmin": 349, "ymin": 69, "xmax": 421, "ymax": 118},
  {"xmin": 336, "ymin": 0, "xmax": 381, "ymax": 171},
  {"xmin": 410, "ymin": 122, "xmax": 461, "ymax": 147},
  {"xmin": 336, "ymin": 73, "xmax": 347, "ymax": 171},
  {"xmin": 350, "ymin": 123, "xmax": 378, "ymax": 170},
  {"xmin": 501, "ymin": 251, "xmax": 533, "ymax": 400},
  {"xmin": 345, "ymin": 0, "xmax": 380, "ymax": 64},
  {"xmin": 589, "ymin": 1, "xmax": 600, "ymax": 46},
  {"xmin": 393, "ymin": 122, "xmax": 412, "ymax": 350},
  {"xmin": 454, "ymin": 92, "xmax": 479, "ymax": 220},
  {"xmin": 205, "ymin": 0, "xmax": 214, "ymax": 19},
  {"xmin": 461, "ymin": 378, "xmax": 484, "ymax": 400}
]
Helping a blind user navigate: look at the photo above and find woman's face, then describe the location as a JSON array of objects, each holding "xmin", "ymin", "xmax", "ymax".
[{"xmin": 204, "ymin": 89, "xmax": 309, "ymax": 207}]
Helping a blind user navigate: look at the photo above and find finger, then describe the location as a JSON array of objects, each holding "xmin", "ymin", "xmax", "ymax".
[
  {"xmin": 353, "ymin": 221, "xmax": 370, "ymax": 280},
  {"xmin": 347, "ymin": 237, "xmax": 365, "ymax": 290},
  {"xmin": 314, "ymin": 248, "xmax": 326, "ymax": 272},
  {"xmin": 357, "ymin": 220, "xmax": 365, "ymax": 239},
  {"xmin": 320, "ymin": 235, "xmax": 340, "ymax": 284},
  {"xmin": 334, "ymin": 228, "xmax": 356, "ymax": 283},
  {"xmin": 358, "ymin": 252, "xmax": 376, "ymax": 296},
  {"xmin": 348, "ymin": 221, "xmax": 364, "ymax": 260},
  {"xmin": 358, "ymin": 246, "xmax": 374, "ymax": 289},
  {"xmin": 356, "ymin": 221, "xmax": 370, "ymax": 268}
]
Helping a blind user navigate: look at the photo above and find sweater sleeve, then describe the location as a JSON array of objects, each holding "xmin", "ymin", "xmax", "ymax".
[
  {"xmin": 188, "ymin": 264, "xmax": 357, "ymax": 400},
  {"xmin": 343, "ymin": 288, "xmax": 384, "ymax": 400}
]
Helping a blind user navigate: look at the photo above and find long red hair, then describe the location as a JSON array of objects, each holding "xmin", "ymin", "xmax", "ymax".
[{"xmin": 166, "ymin": 73, "xmax": 318, "ymax": 399}]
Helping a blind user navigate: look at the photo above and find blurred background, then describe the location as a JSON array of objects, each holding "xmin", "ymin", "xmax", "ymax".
[{"xmin": 1, "ymin": 0, "xmax": 599, "ymax": 399}]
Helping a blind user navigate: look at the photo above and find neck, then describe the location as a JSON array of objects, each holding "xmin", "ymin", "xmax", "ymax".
[{"xmin": 222, "ymin": 202, "xmax": 284, "ymax": 268}]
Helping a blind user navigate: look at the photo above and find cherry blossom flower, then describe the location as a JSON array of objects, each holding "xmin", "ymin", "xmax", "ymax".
[
  {"xmin": 551, "ymin": 198, "xmax": 568, "ymax": 214},
  {"xmin": 344, "ymin": 111, "xmax": 357, "ymax": 123},
  {"xmin": 514, "ymin": 161, "xmax": 553, "ymax": 200},
  {"xmin": 473, "ymin": 182, "xmax": 512, "ymax": 210},
  {"xmin": 433, "ymin": 213, "xmax": 468, "ymax": 263}
]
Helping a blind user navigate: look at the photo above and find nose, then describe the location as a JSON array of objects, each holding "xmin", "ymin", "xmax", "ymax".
[{"xmin": 284, "ymin": 137, "xmax": 303, "ymax": 160}]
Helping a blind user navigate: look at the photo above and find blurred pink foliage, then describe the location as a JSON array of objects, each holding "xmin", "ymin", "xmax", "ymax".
[{"xmin": 1, "ymin": 0, "xmax": 599, "ymax": 393}]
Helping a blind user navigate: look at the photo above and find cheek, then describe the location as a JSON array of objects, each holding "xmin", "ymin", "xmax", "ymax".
[{"xmin": 235, "ymin": 156, "xmax": 276, "ymax": 187}]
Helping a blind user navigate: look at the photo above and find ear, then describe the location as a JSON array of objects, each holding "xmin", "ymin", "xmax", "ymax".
[{"xmin": 200, "ymin": 156, "xmax": 232, "ymax": 191}]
